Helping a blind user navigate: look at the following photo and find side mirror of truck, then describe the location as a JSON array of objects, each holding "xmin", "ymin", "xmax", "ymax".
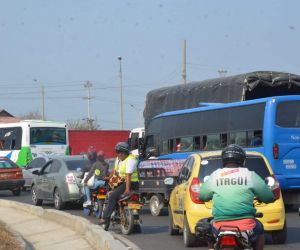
[
  {"xmin": 146, "ymin": 147, "xmax": 157, "ymax": 159},
  {"xmin": 164, "ymin": 177, "xmax": 174, "ymax": 186}
]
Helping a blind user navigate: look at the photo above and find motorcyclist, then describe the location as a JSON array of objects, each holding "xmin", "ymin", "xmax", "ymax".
[
  {"xmin": 99, "ymin": 141, "xmax": 139, "ymax": 229},
  {"xmin": 82, "ymin": 150, "xmax": 109, "ymax": 207},
  {"xmin": 80, "ymin": 146, "xmax": 97, "ymax": 201},
  {"xmin": 199, "ymin": 144, "xmax": 275, "ymax": 250}
]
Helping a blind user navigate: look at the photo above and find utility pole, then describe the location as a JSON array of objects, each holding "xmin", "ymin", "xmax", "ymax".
[
  {"xmin": 41, "ymin": 84, "xmax": 45, "ymax": 120},
  {"xmin": 182, "ymin": 40, "xmax": 187, "ymax": 85},
  {"xmin": 34, "ymin": 79, "xmax": 45, "ymax": 120},
  {"xmin": 118, "ymin": 57, "xmax": 124, "ymax": 130},
  {"xmin": 218, "ymin": 69, "xmax": 228, "ymax": 77},
  {"xmin": 83, "ymin": 81, "xmax": 94, "ymax": 130}
]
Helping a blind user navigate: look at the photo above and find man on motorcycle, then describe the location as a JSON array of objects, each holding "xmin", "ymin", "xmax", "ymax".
[
  {"xmin": 82, "ymin": 150, "xmax": 109, "ymax": 207},
  {"xmin": 199, "ymin": 144, "xmax": 275, "ymax": 250},
  {"xmin": 99, "ymin": 141, "xmax": 139, "ymax": 229}
]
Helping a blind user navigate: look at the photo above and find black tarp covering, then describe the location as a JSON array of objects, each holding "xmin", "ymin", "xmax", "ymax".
[{"xmin": 144, "ymin": 71, "xmax": 300, "ymax": 128}]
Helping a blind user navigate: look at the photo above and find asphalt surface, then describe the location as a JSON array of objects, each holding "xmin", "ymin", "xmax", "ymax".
[{"xmin": 1, "ymin": 190, "xmax": 300, "ymax": 250}]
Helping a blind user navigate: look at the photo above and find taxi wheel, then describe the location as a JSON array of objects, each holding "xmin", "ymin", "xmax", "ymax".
[
  {"xmin": 12, "ymin": 187, "xmax": 21, "ymax": 196},
  {"xmin": 168, "ymin": 206, "xmax": 179, "ymax": 235},
  {"xmin": 149, "ymin": 194, "xmax": 164, "ymax": 216},
  {"xmin": 183, "ymin": 216, "xmax": 197, "ymax": 247},
  {"xmin": 271, "ymin": 221, "xmax": 287, "ymax": 244},
  {"xmin": 54, "ymin": 188, "xmax": 65, "ymax": 210}
]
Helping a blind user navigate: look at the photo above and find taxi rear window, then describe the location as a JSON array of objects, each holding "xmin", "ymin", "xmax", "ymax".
[
  {"xmin": 66, "ymin": 159, "xmax": 88, "ymax": 171},
  {"xmin": 0, "ymin": 160, "xmax": 16, "ymax": 169},
  {"xmin": 199, "ymin": 156, "xmax": 270, "ymax": 181}
]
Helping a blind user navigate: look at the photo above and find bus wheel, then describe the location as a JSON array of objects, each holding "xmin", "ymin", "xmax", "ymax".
[
  {"xmin": 149, "ymin": 194, "xmax": 164, "ymax": 216},
  {"xmin": 271, "ymin": 221, "xmax": 287, "ymax": 244}
]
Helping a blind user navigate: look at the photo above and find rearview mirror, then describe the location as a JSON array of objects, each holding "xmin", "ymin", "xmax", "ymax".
[
  {"xmin": 203, "ymin": 176, "xmax": 209, "ymax": 183},
  {"xmin": 32, "ymin": 170, "xmax": 40, "ymax": 175}
]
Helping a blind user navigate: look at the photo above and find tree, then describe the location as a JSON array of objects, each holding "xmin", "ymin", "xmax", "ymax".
[
  {"xmin": 66, "ymin": 118, "xmax": 100, "ymax": 130},
  {"xmin": 19, "ymin": 111, "xmax": 45, "ymax": 120}
]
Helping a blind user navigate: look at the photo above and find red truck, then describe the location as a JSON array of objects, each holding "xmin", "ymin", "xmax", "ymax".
[{"xmin": 68, "ymin": 130, "xmax": 130, "ymax": 158}]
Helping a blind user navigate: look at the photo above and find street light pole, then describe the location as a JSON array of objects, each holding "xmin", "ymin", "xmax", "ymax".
[
  {"xmin": 83, "ymin": 81, "xmax": 94, "ymax": 130},
  {"xmin": 118, "ymin": 57, "xmax": 124, "ymax": 130},
  {"xmin": 130, "ymin": 104, "xmax": 142, "ymax": 127}
]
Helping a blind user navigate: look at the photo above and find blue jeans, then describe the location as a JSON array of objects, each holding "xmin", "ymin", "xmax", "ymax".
[{"xmin": 83, "ymin": 179, "xmax": 106, "ymax": 202}]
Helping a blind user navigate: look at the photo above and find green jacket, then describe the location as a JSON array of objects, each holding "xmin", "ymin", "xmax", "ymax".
[{"xmin": 199, "ymin": 167, "xmax": 274, "ymax": 221}]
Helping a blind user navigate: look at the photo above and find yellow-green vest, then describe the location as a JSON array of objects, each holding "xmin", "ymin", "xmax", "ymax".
[{"xmin": 114, "ymin": 154, "xmax": 139, "ymax": 182}]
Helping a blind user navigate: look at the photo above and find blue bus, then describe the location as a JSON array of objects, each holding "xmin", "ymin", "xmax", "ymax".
[{"xmin": 144, "ymin": 95, "xmax": 300, "ymax": 205}]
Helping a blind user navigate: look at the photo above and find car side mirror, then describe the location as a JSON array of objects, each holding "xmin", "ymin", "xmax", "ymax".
[
  {"xmin": 32, "ymin": 169, "xmax": 40, "ymax": 175},
  {"xmin": 265, "ymin": 176, "xmax": 275, "ymax": 188},
  {"xmin": 164, "ymin": 177, "xmax": 174, "ymax": 186}
]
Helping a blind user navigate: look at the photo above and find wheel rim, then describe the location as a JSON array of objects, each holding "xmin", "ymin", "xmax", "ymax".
[
  {"xmin": 54, "ymin": 190, "xmax": 59, "ymax": 207},
  {"xmin": 32, "ymin": 188, "xmax": 37, "ymax": 203},
  {"xmin": 151, "ymin": 197, "xmax": 159, "ymax": 213}
]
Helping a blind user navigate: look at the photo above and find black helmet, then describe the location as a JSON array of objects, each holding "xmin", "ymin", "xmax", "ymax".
[
  {"xmin": 221, "ymin": 144, "xmax": 246, "ymax": 167},
  {"xmin": 115, "ymin": 142, "xmax": 130, "ymax": 154}
]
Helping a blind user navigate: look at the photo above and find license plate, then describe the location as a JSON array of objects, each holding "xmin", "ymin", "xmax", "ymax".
[
  {"xmin": 128, "ymin": 203, "xmax": 142, "ymax": 209},
  {"xmin": 97, "ymin": 194, "xmax": 106, "ymax": 199},
  {"xmin": 0, "ymin": 173, "xmax": 12, "ymax": 178}
]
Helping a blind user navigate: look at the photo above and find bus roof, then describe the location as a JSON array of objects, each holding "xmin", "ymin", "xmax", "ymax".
[
  {"xmin": 0, "ymin": 120, "xmax": 66, "ymax": 127},
  {"xmin": 154, "ymin": 95, "xmax": 300, "ymax": 119}
]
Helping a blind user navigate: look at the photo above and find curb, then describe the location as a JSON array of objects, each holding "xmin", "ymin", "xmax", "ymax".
[{"xmin": 0, "ymin": 200, "xmax": 140, "ymax": 250}]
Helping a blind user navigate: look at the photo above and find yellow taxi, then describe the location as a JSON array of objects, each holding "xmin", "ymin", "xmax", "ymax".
[{"xmin": 167, "ymin": 151, "xmax": 286, "ymax": 247}]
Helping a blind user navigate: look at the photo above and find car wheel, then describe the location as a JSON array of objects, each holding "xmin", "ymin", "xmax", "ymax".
[
  {"xmin": 12, "ymin": 187, "xmax": 21, "ymax": 196},
  {"xmin": 271, "ymin": 221, "xmax": 287, "ymax": 244},
  {"xmin": 31, "ymin": 186, "xmax": 43, "ymax": 206},
  {"xmin": 54, "ymin": 188, "xmax": 65, "ymax": 210},
  {"xmin": 183, "ymin": 216, "xmax": 197, "ymax": 247},
  {"xmin": 149, "ymin": 194, "xmax": 164, "ymax": 216},
  {"xmin": 168, "ymin": 206, "xmax": 179, "ymax": 235}
]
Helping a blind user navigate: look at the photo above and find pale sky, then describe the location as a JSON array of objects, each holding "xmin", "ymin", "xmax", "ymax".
[{"xmin": 1, "ymin": 0, "xmax": 299, "ymax": 130}]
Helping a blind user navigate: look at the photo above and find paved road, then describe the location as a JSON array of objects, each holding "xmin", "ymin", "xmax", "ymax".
[{"xmin": 1, "ymin": 190, "xmax": 300, "ymax": 250}]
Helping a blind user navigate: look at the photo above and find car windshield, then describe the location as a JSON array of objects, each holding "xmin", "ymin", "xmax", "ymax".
[
  {"xmin": 65, "ymin": 159, "xmax": 88, "ymax": 171},
  {"xmin": 199, "ymin": 156, "xmax": 271, "ymax": 181},
  {"xmin": 0, "ymin": 160, "xmax": 16, "ymax": 169}
]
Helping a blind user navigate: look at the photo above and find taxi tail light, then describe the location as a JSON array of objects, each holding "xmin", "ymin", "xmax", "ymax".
[
  {"xmin": 189, "ymin": 178, "xmax": 204, "ymax": 204},
  {"xmin": 273, "ymin": 143, "xmax": 279, "ymax": 159},
  {"xmin": 271, "ymin": 174, "xmax": 281, "ymax": 200},
  {"xmin": 15, "ymin": 171, "xmax": 23, "ymax": 178},
  {"xmin": 65, "ymin": 173, "xmax": 76, "ymax": 184},
  {"xmin": 219, "ymin": 235, "xmax": 238, "ymax": 248}
]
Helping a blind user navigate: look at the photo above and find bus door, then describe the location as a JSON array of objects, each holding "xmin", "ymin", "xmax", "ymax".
[{"xmin": 272, "ymin": 100, "xmax": 300, "ymax": 191}]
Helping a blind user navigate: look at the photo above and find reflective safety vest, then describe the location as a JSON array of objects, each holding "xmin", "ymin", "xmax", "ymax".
[{"xmin": 114, "ymin": 154, "xmax": 139, "ymax": 182}]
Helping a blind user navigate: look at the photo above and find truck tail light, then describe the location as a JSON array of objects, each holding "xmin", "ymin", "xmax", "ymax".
[{"xmin": 189, "ymin": 177, "xmax": 204, "ymax": 204}]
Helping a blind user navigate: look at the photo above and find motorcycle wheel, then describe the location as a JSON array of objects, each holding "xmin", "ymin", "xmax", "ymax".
[
  {"xmin": 95, "ymin": 200, "xmax": 105, "ymax": 219},
  {"xmin": 120, "ymin": 207, "xmax": 135, "ymax": 235}
]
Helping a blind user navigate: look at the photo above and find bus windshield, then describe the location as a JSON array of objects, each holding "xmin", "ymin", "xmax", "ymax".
[{"xmin": 30, "ymin": 127, "xmax": 66, "ymax": 145}]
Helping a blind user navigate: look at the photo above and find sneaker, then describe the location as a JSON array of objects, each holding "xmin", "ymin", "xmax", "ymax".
[{"xmin": 83, "ymin": 200, "xmax": 92, "ymax": 207}]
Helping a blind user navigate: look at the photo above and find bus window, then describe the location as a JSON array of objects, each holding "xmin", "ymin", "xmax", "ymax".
[
  {"xmin": 176, "ymin": 137, "xmax": 193, "ymax": 152},
  {"xmin": 276, "ymin": 101, "xmax": 300, "ymax": 127},
  {"xmin": 248, "ymin": 130, "xmax": 263, "ymax": 147},
  {"xmin": 230, "ymin": 131, "xmax": 247, "ymax": 147},
  {"xmin": 168, "ymin": 139, "xmax": 174, "ymax": 153},
  {"xmin": 194, "ymin": 136, "xmax": 200, "ymax": 151},
  {"xmin": 220, "ymin": 134, "xmax": 227, "ymax": 148},
  {"xmin": 161, "ymin": 140, "xmax": 168, "ymax": 155},
  {"xmin": 204, "ymin": 134, "xmax": 221, "ymax": 150}
]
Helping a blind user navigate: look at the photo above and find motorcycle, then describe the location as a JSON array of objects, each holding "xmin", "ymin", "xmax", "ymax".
[
  {"xmin": 195, "ymin": 213, "xmax": 263, "ymax": 250},
  {"xmin": 82, "ymin": 184, "xmax": 108, "ymax": 219},
  {"xmin": 103, "ymin": 192, "xmax": 143, "ymax": 235}
]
